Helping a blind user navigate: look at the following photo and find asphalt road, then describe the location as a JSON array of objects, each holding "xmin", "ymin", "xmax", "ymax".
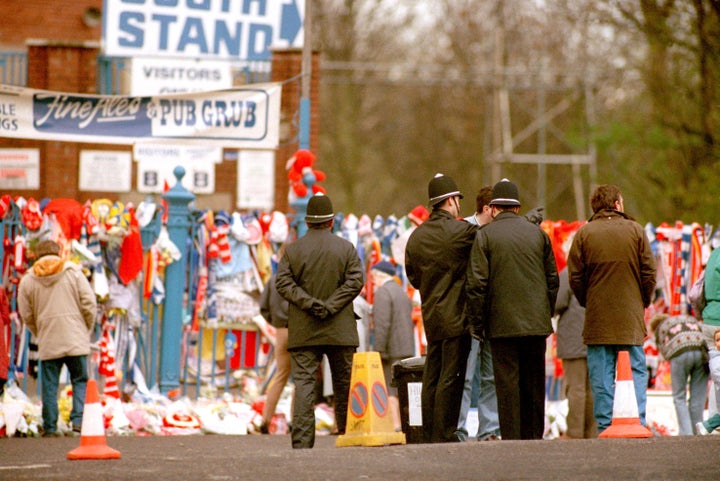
[{"xmin": 1, "ymin": 433, "xmax": 719, "ymax": 480}]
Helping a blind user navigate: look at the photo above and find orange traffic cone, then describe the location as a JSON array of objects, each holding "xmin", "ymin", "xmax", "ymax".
[
  {"xmin": 598, "ymin": 350, "xmax": 653, "ymax": 438},
  {"xmin": 67, "ymin": 379, "xmax": 122, "ymax": 460}
]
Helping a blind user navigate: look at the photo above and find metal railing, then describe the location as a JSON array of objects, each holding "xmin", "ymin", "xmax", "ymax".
[{"xmin": 1, "ymin": 194, "xmax": 265, "ymax": 402}]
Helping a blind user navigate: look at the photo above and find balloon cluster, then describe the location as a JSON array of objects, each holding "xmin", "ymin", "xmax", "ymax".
[{"xmin": 287, "ymin": 149, "xmax": 326, "ymax": 199}]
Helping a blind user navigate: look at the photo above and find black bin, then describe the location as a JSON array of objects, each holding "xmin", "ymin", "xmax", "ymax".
[{"xmin": 391, "ymin": 356, "xmax": 425, "ymax": 444}]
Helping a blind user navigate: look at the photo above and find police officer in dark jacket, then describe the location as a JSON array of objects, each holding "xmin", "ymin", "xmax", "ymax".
[
  {"xmin": 466, "ymin": 179, "xmax": 559, "ymax": 440},
  {"xmin": 405, "ymin": 173, "xmax": 477, "ymax": 443},
  {"xmin": 276, "ymin": 194, "xmax": 364, "ymax": 449}
]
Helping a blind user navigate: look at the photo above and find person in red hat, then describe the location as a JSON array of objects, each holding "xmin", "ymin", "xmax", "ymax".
[
  {"xmin": 17, "ymin": 240, "xmax": 97, "ymax": 437},
  {"xmin": 275, "ymin": 194, "xmax": 364, "ymax": 449},
  {"xmin": 405, "ymin": 173, "xmax": 478, "ymax": 443}
]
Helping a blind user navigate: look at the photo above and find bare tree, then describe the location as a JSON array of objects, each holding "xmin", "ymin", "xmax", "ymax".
[{"xmin": 312, "ymin": 0, "xmax": 720, "ymax": 223}]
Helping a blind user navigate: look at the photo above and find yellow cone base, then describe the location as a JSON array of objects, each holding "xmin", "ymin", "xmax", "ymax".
[
  {"xmin": 598, "ymin": 418, "xmax": 653, "ymax": 439},
  {"xmin": 336, "ymin": 351, "xmax": 407, "ymax": 448},
  {"xmin": 336, "ymin": 430, "xmax": 406, "ymax": 447},
  {"xmin": 67, "ymin": 436, "xmax": 122, "ymax": 460}
]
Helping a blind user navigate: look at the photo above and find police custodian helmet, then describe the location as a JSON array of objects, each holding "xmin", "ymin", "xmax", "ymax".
[{"xmin": 428, "ymin": 173, "xmax": 463, "ymax": 207}]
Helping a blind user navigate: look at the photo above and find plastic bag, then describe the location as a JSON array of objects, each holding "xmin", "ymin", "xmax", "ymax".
[
  {"xmin": 688, "ymin": 269, "xmax": 706, "ymax": 318},
  {"xmin": 155, "ymin": 226, "xmax": 182, "ymax": 267}
]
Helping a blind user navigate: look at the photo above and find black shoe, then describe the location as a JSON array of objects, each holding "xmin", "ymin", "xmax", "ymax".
[
  {"xmin": 42, "ymin": 431, "xmax": 63, "ymax": 438},
  {"xmin": 260, "ymin": 422, "xmax": 270, "ymax": 434}
]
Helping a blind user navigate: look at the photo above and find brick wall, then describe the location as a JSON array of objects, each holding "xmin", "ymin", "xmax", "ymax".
[
  {"xmin": 24, "ymin": 42, "xmax": 117, "ymax": 201},
  {"xmin": 0, "ymin": 1, "xmax": 318, "ymax": 213},
  {"xmin": 0, "ymin": 0, "xmax": 103, "ymax": 50},
  {"xmin": 271, "ymin": 49, "xmax": 321, "ymax": 214}
]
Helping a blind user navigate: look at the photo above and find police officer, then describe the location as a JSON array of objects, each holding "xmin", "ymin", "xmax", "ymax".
[{"xmin": 405, "ymin": 173, "xmax": 477, "ymax": 443}]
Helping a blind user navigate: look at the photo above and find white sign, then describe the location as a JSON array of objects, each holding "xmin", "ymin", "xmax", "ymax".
[
  {"xmin": 237, "ymin": 150, "xmax": 274, "ymax": 210},
  {"xmin": 131, "ymin": 57, "xmax": 233, "ymax": 95},
  {"xmin": 103, "ymin": 0, "xmax": 305, "ymax": 61},
  {"xmin": 0, "ymin": 148, "xmax": 39, "ymax": 189},
  {"xmin": 134, "ymin": 143, "xmax": 223, "ymax": 164},
  {"xmin": 0, "ymin": 83, "xmax": 282, "ymax": 149},
  {"xmin": 137, "ymin": 158, "xmax": 215, "ymax": 194},
  {"xmin": 79, "ymin": 150, "xmax": 132, "ymax": 192},
  {"xmin": 408, "ymin": 382, "xmax": 423, "ymax": 426}
]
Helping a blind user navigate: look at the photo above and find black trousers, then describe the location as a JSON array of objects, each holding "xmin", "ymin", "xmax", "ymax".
[
  {"xmin": 289, "ymin": 346, "xmax": 355, "ymax": 449},
  {"xmin": 489, "ymin": 335, "xmax": 548, "ymax": 440},
  {"xmin": 421, "ymin": 334, "xmax": 471, "ymax": 442}
]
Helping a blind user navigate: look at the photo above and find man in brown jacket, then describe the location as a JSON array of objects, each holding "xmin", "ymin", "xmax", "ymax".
[
  {"xmin": 18, "ymin": 240, "xmax": 97, "ymax": 437},
  {"xmin": 567, "ymin": 185, "xmax": 656, "ymax": 434}
]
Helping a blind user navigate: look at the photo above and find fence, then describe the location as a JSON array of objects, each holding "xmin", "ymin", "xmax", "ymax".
[{"xmin": 2, "ymin": 167, "xmax": 268, "ymax": 402}]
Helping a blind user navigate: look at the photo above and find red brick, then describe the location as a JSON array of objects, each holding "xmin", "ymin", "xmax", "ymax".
[{"xmin": 0, "ymin": 0, "xmax": 318, "ymax": 214}]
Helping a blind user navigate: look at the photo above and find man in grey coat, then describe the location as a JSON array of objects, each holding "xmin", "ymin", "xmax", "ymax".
[
  {"xmin": 370, "ymin": 260, "xmax": 415, "ymax": 431},
  {"xmin": 276, "ymin": 194, "xmax": 364, "ymax": 449}
]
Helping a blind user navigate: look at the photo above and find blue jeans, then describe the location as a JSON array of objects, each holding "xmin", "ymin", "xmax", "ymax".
[
  {"xmin": 40, "ymin": 356, "xmax": 88, "ymax": 434},
  {"xmin": 586, "ymin": 345, "xmax": 647, "ymax": 433},
  {"xmin": 456, "ymin": 337, "xmax": 500, "ymax": 440},
  {"xmin": 670, "ymin": 349, "xmax": 709, "ymax": 435}
]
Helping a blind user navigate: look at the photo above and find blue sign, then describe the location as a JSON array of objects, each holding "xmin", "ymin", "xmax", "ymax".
[{"xmin": 103, "ymin": 0, "xmax": 304, "ymax": 61}]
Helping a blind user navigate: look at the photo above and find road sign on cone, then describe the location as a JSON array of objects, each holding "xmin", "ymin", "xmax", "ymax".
[
  {"xmin": 598, "ymin": 350, "xmax": 653, "ymax": 438},
  {"xmin": 336, "ymin": 351, "xmax": 406, "ymax": 447},
  {"xmin": 67, "ymin": 378, "xmax": 122, "ymax": 460}
]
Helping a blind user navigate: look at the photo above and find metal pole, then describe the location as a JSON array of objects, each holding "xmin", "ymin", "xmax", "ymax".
[
  {"xmin": 299, "ymin": 0, "xmax": 312, "ymax": 150},
  {"xmin": 159, "ymin": 166, "xmax": 195, "ymax": 395},
  {"xmin": 290, "ymin": 0, "xmax": 313, "ymax": 237},
  {"xmin": 491, "ymin": 0, "xmax": 505, "ymax": 182},
  {"xmin": 537, "ymin": 59, "xmax": 548, "ymax": 209}
]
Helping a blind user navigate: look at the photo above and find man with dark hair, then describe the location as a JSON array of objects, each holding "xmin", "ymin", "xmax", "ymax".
[
  {"xmin": 18, "ymin": 239, "xmax": 97, "ymax": 437},
  {"xmin": 405, "ymin": 173, "xmax": 477, "ymax": 443},
  {"xmin": 276, "ymin": 194, "xmax": 364, "ymax": 449},
  {"xmin": 456, "ymin": 186, "xmax": 501, "ymax": 442},
  {"xmin": 567, "ymin": 184, "xmax": 656, "ymax": 435},
  {"xmin": 466, "ymin": 179, "xmax": 558, "ymax": 440}
]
